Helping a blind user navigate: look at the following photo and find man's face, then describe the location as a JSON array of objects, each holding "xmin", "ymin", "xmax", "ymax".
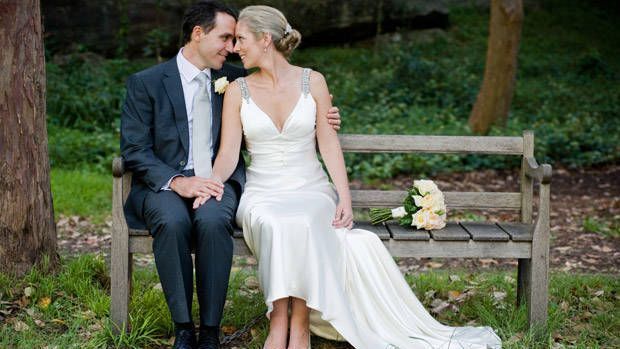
[{"xmin": 195, "ymin": 12, "xmax": 236, "ymax": 70}]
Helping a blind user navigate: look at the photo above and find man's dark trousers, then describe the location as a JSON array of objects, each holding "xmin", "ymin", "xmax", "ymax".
[{"xmin": 142, "ymin": 170, "xmax": 239, "ymax": 326}]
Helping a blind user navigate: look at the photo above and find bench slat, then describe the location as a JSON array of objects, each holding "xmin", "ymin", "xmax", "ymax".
[
  {"xmin": 384, "ymin": 240, "xmax": 531, "ymax": 258},
  {"xmin": 355, "ymin": 222, "xmax": 391, "ymax": 240},
  {"xmin": 351, "ymin": 190, "xmax": 521, "ymax": 210},
  {"xmin": 387, "ymin": 223, "xmax": 430, "ymax": 241},
  {"xmin": 496, "ymin": 222, "xmax": 534, "ymax": 241},
  {"xmin": 430, "ymin": 222, "xmax": 471, "ymax": 241},
  {"xmin": 339, "ymin": 134, "xmax": 524, "ymax": 155},
  {"xmin": 460, "ymin": 222, "xmax": 510, "ymax": 241}
]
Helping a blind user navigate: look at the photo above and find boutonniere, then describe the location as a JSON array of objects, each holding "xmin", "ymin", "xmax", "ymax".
[{"xmin": 213, "ymin": 76, "xmax": 229, "ymax": 94}]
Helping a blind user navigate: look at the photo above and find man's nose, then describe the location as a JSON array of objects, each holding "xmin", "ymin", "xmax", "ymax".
[{"xmin": 225, "ymin": 39, "xmax": 234, "ymax": 53}]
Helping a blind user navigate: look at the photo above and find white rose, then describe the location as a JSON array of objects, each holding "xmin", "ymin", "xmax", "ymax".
[
  {"xmin": 427, "ymin": 211, "xmax": 446, "ymax": 230},
  {"xmin": 414, "ymin": 179, "xmax": 439, "ymax": 196},
  {"xmin": 411, "ymin": 209, "xmax": 431, "ymax": 230},
  {"xmin": 391, "ymin": 206, "xmax": 407, "ymax": 219},
  {"xmin": 214, "ymin": 77, "xmax": 229, "ymax": 94},
  {"xmin": 412, "ymin": 195, "xmax": 424, "ymax": 207}
]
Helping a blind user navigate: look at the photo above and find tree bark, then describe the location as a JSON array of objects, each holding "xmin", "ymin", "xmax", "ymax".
[
  {"xmin": 468, "ymin": 0, "xmax": 523, "ymax": 135},
  {"xmin": 0, "ymin": 0, "xmax": 59, "ymax": 276}
]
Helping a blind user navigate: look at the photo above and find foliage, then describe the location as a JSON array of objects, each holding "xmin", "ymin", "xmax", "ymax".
[
  {"xmin": 45, "ymin": 0, "xmax": 620, "ymax": 181},
  {"xmin": 1, "ymin": 255, "xmax": 618, "ymax": 348}
]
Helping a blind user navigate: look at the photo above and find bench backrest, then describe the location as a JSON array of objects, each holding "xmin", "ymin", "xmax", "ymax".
[
  {"xmin": 116, "ymin": 131, "xmax": 534, "ymax": 222},
  {"xmin": 338, "ymin": 132, "xmax": 535, "ymax": 224}
]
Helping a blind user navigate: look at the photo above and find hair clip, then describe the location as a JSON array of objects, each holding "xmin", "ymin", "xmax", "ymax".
[{"xmin": 284, "ymin": 23, "xmax": 292, "ymax": 36}]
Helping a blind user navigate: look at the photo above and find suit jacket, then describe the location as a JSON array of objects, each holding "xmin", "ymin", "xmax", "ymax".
[{"xmin": 120, "ymin": 58, "xmax": 246, "ymax": 229}]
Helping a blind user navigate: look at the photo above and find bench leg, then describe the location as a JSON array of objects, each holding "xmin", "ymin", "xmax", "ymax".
[
  {"xmin": 516, "ymin": 258, "xmax": 530, "ymax": 307},
  {"xmin": 111, "ymin": 227, "xmax": 132, "ymax": 333},
  {"xmin": 527, "ymin": 247, "xmax": 549, "ymax": 328}
]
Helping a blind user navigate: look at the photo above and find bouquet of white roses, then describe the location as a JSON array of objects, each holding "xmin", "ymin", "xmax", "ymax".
[{"xmin": 370, "ymin": 179, "xmax": 447, "ymax": 230}]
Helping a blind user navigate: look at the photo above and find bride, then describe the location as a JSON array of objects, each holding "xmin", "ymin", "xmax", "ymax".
[{"xmin": 196, "ymin": 5, "xmax": 502, "ymax": 349}]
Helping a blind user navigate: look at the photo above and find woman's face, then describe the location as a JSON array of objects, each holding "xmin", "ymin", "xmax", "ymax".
[{"xmin": 234, "ymin": 21, "xmax": 265, "ymax": 69}]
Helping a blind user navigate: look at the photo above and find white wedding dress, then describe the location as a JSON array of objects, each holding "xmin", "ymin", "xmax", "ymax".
[{"xmin": 234, "ymin": 69, "xmax": 501, "ymax": 349}]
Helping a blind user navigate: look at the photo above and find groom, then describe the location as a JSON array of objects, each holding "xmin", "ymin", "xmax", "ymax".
[{"xmin": 120, "ymin": 2, "xmax": 341, "ymax": 348}]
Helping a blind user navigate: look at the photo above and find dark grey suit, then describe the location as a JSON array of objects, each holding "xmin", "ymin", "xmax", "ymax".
[{"xmin": 120, "ymin": 57, "xmax": 245, "ymax": 326}]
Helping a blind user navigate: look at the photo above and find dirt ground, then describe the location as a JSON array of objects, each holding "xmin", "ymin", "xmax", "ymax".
[{"xmin": 57, "ymin": 165, "xmax": 620, "ymax": 274}]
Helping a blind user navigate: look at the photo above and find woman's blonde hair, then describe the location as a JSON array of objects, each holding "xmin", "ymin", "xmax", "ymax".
[{"xmin": 239, "ymin": 5, "xmax": 301, "ymax": 58}]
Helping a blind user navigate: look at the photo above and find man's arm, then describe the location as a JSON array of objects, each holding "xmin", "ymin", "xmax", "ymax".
[{"xmin": 120, "ymin": 74, "xmax": 180, "ymax": 191}]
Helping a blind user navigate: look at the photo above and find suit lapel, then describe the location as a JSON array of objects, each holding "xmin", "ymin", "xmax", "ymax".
[
  {"xmin": 162, "ymin": 59, "xmax": 190, "ymax": 155},
  {"xmin": 210, "ymin": 68, "xmax": 224, "ymax": 153}
]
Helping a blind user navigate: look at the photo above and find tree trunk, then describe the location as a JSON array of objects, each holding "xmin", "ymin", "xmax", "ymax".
[
  {"xmin": 0, "ymin": 0, "xmax": 59, "ymax": 276},
  {"xmin": 468, "ymin": 0, "xmax": 523, "ymax": 135}
]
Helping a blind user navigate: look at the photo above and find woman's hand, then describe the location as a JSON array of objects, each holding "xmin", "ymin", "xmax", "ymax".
[
  {"xmin": 333, "ymin": 201, "xmax": 354, "ymax": 229},
  {"xmin": 192, "ymin": 176, "xmax": 224, "ymax": 209}
]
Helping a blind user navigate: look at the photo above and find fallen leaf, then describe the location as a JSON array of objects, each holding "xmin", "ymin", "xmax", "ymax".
[
  {"xmin": 449, "ymin": 275, "xmax": 461, "ymax": 282},
  {"xmin": 492, "ymin": 291, "xmax": 507, "ymax": 302},
  {"xmin": 244, "ymin": 276, "xmax": 260, "ymax": 289},
  {"xmin": 448, "ymin": 290, "xmax": 461, "ymax": 300},
  {"xmin": 38, "ymin": 297, "xmax": 52, "ymax": 310},
  {"xmin": 14, "ymin": 319, "xmax": 30, "ymax": 332},
  {"xmin": 24, "ymin": 287, "xmax": 35, "ymax": 298}
]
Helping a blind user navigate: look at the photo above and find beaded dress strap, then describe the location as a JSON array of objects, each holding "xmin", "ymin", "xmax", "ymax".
[
  {"xmin": 237, "ymin": 77, "xmax": 250, "ymax": 102},
  {"xmin": 301, "ymin": 68, "xmax": 311, "ymax": 97}
]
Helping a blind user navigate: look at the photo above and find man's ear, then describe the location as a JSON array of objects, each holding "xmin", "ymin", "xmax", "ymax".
[{"xmin": 191, "ymin": 25, "xmax": 204, "ymax": 42}]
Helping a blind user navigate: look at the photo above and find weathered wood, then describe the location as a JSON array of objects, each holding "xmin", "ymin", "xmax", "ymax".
[
  {"xmin": 496, "ymin": 222, "xmax": 533, "ymax": 241},
  {"xmin": 524, "ymin": 157, "xmax": 552, "ymax": 184},
  {"xmin": 387, "ymin": 223, "xmax": 430, "ymax": 241},
  {"xmin": 429, "ymin": 222, "xmax": 471, "ymax": 241},
  {"xmin": 0, "ymin": 0, "xmax": 59, "ymax": 276},
  {"xmin": 518, "ymin": 130, "xmax": 534, "ymax": 306},
  {"xmin": 339, "ymin": 134, "xmax": 524, "ymax": 154},
  {"xmin": 461, "ymin": 222, "xmax": 510, "ymax": 241},
  {"xmin": 384, "ymin": 239, "xmax": 531, "ymax": 258},
  {"xmin": 111, "ymin": 175, "xmax": 131, "ymax": 332},
  {"xmin": 528, "ymin": 181, "xmax": 551, "ymax": 326},
  {"xmin": 355, "ymin": 221, "xmax": 391, "ymax": 240},
  {"xmin": 110, "ymin": 129, "xmax": 552, "ymax": 330},
  {"xmin": 351, "ymin": 190, "xmax": 521, "ymax": 209}
]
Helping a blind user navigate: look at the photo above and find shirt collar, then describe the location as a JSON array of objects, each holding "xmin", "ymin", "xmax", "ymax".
[{"xmin": 176, "ymin": 48, "xmax": 211, "ymax": 83}]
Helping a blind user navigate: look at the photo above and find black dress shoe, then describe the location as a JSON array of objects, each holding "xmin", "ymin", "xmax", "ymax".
[
  {"xmin": 173, "ymin": 328, "xmax": 197, "ymax": 349},
  {"xmin": 197, "ymin": 327, "xmax": 220, "ymax": 349}
]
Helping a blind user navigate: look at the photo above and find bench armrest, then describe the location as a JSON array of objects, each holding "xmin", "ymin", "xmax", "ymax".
[
  {"xmin": 524, "ymin": 157, "xmax": 552, "ymax": 184},
  {"xmin": 524, "ymin": 156, "xmax": 551, "ymax": 253},
  {"xmin": 113, "ymin": 157, "xmax": 125, "ymax": 178}
]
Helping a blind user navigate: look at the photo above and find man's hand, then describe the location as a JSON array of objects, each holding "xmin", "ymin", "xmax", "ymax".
[
  {"xmin": 327, "ymin": 94, "xmax": 341, "ymax": 131},
  {"xmin": 170, "ymin": 176, "xmax": 224, "ymax": 201}
]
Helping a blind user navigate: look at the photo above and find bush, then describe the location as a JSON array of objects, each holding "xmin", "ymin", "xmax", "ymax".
[{"xmin": 46, "ymin": 0, "xmax": 620, "ymax": 179}]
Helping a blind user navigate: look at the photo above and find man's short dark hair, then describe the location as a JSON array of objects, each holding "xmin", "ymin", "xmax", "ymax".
[{"xmin": 182, "ymin": 1, "xmax": 238, "ymax": 45}]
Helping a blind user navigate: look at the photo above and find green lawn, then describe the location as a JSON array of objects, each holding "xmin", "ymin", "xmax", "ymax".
[
  {"xmin": 0, "ymin": 255, "xmax": 617, "ymax": 348},
  {"xmin": 50, "ymin": 168, "xmax": 111, "ymax": 224}
]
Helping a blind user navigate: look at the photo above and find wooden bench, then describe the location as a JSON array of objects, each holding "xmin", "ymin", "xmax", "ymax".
[{"xmin": 111, "ymin": 130, "xmax": 551, "ymax": 332}]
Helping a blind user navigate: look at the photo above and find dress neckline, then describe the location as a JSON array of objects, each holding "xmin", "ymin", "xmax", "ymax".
[{"xmin": 249, "ymin": 93, "xmax": 303, "ymax": 135}]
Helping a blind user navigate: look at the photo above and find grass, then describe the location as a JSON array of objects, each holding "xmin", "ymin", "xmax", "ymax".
[
  {"xmin": 1, "ymin": 255, "xmax": 618, "ymax": 348},
  {"xmin": 583, "ymin": 216, "xmax": 620, "ymax": 238},
  {"xmin": 50, "ymin": 168, "xmax": 111, "ymax": 224}
]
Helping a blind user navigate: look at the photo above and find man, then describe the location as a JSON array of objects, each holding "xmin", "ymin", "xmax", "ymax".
[{"xmin": 120, "ymin": 2, "xmax": 341, "ymax": 348}]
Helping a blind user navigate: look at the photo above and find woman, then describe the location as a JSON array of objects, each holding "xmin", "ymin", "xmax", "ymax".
[{"xmin": 198, "ymin": 5, "xmax": 502, "ymax": 349}]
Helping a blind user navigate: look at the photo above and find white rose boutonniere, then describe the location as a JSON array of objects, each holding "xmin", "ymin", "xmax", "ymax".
[{"xmin": 214, "ymin": 77, "xmax": 229, "ymax": 94}]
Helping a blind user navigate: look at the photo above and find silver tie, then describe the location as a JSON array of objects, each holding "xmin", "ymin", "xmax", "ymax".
[{"xmin": 191, "ymin": 72, "xmax": 212, "ymax": 178}]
